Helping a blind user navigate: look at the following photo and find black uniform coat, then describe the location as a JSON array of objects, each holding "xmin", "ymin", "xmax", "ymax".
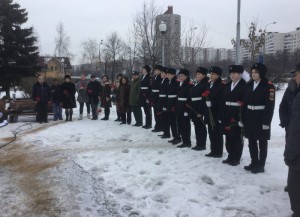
[
  {"xmin": 243, "ymin": 78, "xmax": 275, "ymax": 141},
  {"xmin": 166, "ymin": 77, "xmax": 179, "ymax": 111},
  {"xmin": 220, "ymin": 79, "xmax": 246, "ymax": 135},
  {"xmin": 204, "ymin": 77, "xmax": 225, "ymax": 124},
  {"xmin": 157, "ymin": 77, "xmax": 170, "ymax": 112},
  {"xmin": 51, "ymin": 84, "xmax": 62, "ymax": 104},
  {"xmin": 279, "ymin": 80, "xmax": 299, "ymax": 128},
  {"xmin": 139, "ymin": 73, "xmax": 151, "ymax": 107},
  {"xmin": 87, "ymin": 80, "xmax": 102, "ymax": 104},
  {"xmin": 150, "ymin": 74, "xmax": 162, "ymax": 107},
  {"xmin": 175, "ymin": 80, "xmax": 193, "ymax": 116},
  {"xmin": 188, "ymin": 77, "xmax": 209, "ymax": 117},
  {"xmin": 284, "ymin": 90, "xmax": 300, "ymax": 170},
  {"xmin": 60, "ymin": 82, "xmax": 76, "ymax": 109}
]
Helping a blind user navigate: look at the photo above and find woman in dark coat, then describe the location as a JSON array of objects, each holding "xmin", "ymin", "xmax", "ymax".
[
  {"xmin": 100, "ymin": 75, "xmax": 112, "ymax": 120},
  {"xmin": 243, "ymin": 63, "xmax": 275, "ymax": 174},
  {"xmin": 118, "ymin": 76, "xmax": 131, "ymax": 125},
  {"xmin": 61, "ymin": 75, "xmax": 76, "ymax": 121}
]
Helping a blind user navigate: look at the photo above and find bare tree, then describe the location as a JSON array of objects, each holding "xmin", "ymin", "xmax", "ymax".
[
  {"xmin": 133, "ymin": 0, "xmax": 162, "ymax": 69},
  {"xmin": 54, "ymin": 22, "xmax": 71, "ymax": 58},
  {"xmin": 102, "ymin": 31, "xmax": 123, "ymax": 80},
  {"xmin": 80, "ymin": 38, "xmax": 99, "ymax": 71}
]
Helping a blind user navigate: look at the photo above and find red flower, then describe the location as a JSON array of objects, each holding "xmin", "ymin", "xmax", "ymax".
[
  {"xmin": 202, "ymin": 90, "xmax": 210, "ymax": 98},
  {"xmin": 63, "ymin": 90, "xmax": 69, "ymax": 95},
  {"xmin": 225, "ymin": 126, "xmax": 231, "ymax": 131},
  {"xmin": 230, "ymin": 118, "xmax": 236, "ymax": 123},
  {"xmin": 87, "ymin": 89, "xmax": 92, "ymax": 93},
  {"xmin": 237, "ymin": 101, "xmax": 244, "ymax": 106},
  {"xmin": 36, "ymin": 96, "xmax": 41, "ymax": 102}
]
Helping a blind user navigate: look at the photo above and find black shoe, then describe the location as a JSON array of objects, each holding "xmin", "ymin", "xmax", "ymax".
[
  {"xmin": 158, "ymin": 134, "xmax": 164, "ymax": 137},
  {"xmin": 229, "ymin": 161, "xmax": 240, "ymax": 166},
  {"xmin": 59, "ymin": 118, "xmax": 63, "ymax": 120},
  {"xmin": 177, "ymin": 143, "xmax": 191, "ymax": 148},
  {"xmin": 284, "ymin": 186, "xmax": 288, "ymax": 192},
  {"xmin": 91, "ymin": 118, "xmax": 98, "ymax": 120},
  {"xmin": 127, "ymin": 122, "xmax": 131, "ymax": 125},
  {"xmin": 205, "ymin": 152, "xmax": 214, "ymax": 157},
  {"xmin": 144, "ymin": 125, "xmax": 152, "ymax": 129},
  {"xmin": 161, "ymin": 135, "xmax": 171, "ymax": 139},
  {"xmin": 152, "ymin": 129, "xmax": 160, "ymax": 132},
  {"xmin": 101, "ymin": 117, "xmax": 108, "ymax": 120},
  {"xmin": 251, "ymin": 166, "xmax": 265, "ymax": 174},
  {"xmin": 132, "ymin": 123, "xmax": 142, "ymax": 127},
  {"xmin": 120, "ymin": 122, "xmax": 126, "ymax": 125},
  {"xmin": 168, "ymin": 138, "xmax": 175, "ymax": 143},
  {"xmin": 44, "ymin": 121, "xmax": 49, "ymax": 123},
  {"xmin": 192, "ymin": 146, "xmax": 206, "ymax": 151},
  {"xmin": 244, "ymin": 163, "xmax": 256, "ymax": 171},
  {"xmin": 114, "ymin": 118, "xmax": 121, "ymax": 122},
  {"xmin": 39, "ymin": 122, "xmax": 43, "ymax": 124},
  {"xmin": 212, "ymin": 154, "xmax": 223, "ymax": 158},
  {"xmin": 172, "ymin": 139, "xmax": 181, "ymax": 145},
  {"xmin": 222, "ymin": 158, "xmax": 231, "ymax": 164}
]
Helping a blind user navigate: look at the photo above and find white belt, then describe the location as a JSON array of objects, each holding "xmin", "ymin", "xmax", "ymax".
[
  {"xmin": 191, "ymin": 97, "xmax": 202, "ymax": 101},
  {"xmin": 141, "ymin": 87, "xmax": 148, "ymax": 90},
  {"xmin": 168, "ymin": 95, "xmax": 177, "ymax": 98},
  {"xmin": 225, "ymin": 101, "xmax": 240, "ymax": 106},
  {"xmin": 178, "ymin": 98, "xmax": 187, "ymax": 101},
  {"xmin": 152, "ymin": 89, "xmax": 159, "ymax": 93},
  {"xmin": 159, "ymin": 94, "xmax": 166, "ymax": 97},
  {"xmin": 247, "ymin": 105, "xmax": 265, "ymax": 110}
]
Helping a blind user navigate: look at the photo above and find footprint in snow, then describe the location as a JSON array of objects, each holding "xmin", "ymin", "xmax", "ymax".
[
  {"xmin": 155, "ymin": 160, "xmax": 161, "ymax": 165},
  {"xmin": 201, "ymin": 175, "xmax": 215, "ymax": 185},
  {"xmin": 122, "ymin": 149, "xmax": 130, "ymax": 153},
  {"xmin": 129, "ymin": 211, "xmax": 141, "ymax": 217}
]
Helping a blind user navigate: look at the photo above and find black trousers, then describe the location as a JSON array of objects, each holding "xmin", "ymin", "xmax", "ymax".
[
  {"xmin": 248, "ymin": 136, "xmax": 268, "ymax": 167},
  {"xmin": 191, "ymin": 115, "xmax": 207, "ymax": 148},
  {"xmin": 288, "ymin": 166, "xmax": 300, "ymax": 217},
  {"xmin": 225, "ymin": 129, "xmax": 244, "ymax": 162},
  {"xmin": 208, "ymin": 122, "xmax": 223, "ymax": 155},
  {"xmin": 168, "ymin": 111, "xmax": 179, "ymax": 139},
  {"xmin": 160, "ymin": 111, "xmax": 170, "ymax": 136},
  {"xmin": 142, "ymin": 104, "xmax": 152, "ymax": 127},
  {"xmin": 153, "ymin": 106, "xmax": 161, "ymax": 131},
  {"xmin": 79, "ymin": 102, "xmax": 90, "ymax": 114},
  {"xmin": 131, "ymin": 106, "xmax": 142, "ymax": 125},
  {"xmin": 104, "ymin": 107, "xmax": 110, "ymax": 119},
  {"xmin": 36, "ymin": 102, "xmax": 48, "ymax": 122},
  {"xmin": 177, "ymin": 113, "xmax": 191, "ymax": 145},
  {"xmin": 121, "ymin": 109, "xmax": 132, "ymax": 124},
  {"xmin": 90, "ymin": 99, "xmax": 99, "ymax": 119}
]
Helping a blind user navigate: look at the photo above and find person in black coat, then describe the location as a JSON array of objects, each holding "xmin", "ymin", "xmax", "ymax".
[
  {"xmin": 51, "ymin": 79, "xmax": 63, "ymax": 121},
  {"xmin": 61, "ymin": 75, "xmax": 76, "ymax": 121},
  {"xmin": 166, "ymin": 68, "xmax": 181, "ymax": 145},
  {"xmin": 139, "ymin": 65, "xmax": 152, "ymax": 129},
  {"xmin": 87, "ymin": 75, "xmax": 102, "ymax": 120},
  {"xmin": 157, "ymin": 67, "xmax": 171, "ymax": 138},
  {"xmin": 220, "ymin": 65, "xmax": 246, "ymax": 166},
  {"xmin": 284, "ymin": 63, "xmax": 300, "ymax": 217},
  {"xmin": 150, "ymin": 65, "xmax": 163, "ymax": 132},
  {"xmin": 175, "ymin": 69, "xmax": 193, "ymax": 148},
  {"xmin": 188, "ymin": 67, "xmax": 209, "ymax": 151},
  {"xmin": 243, "ymin": 63, "xmax": 275, "ymax": 174},
  {"xmin": 32, "ymin": 75, "xmax": 51, "ymax": 123},
  {"xmin": 204, "ymin": 67, "xmax": 225, "ymax": 158},
  {"xmin": 100, "ymin": 75, "xmax": 112, "ymax": 120},
  {"xmin": 118, "ymin": 76, "xmax": 131, "ymax": 125}
]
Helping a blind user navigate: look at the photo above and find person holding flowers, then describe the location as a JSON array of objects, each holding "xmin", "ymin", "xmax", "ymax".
[
  {"xmin": 204, "ymin": 66, "xmax": 225, "ymax": 158},
  {"xmin": 219, "ymin": 65, "xmax": 246, "ymax": 166}
]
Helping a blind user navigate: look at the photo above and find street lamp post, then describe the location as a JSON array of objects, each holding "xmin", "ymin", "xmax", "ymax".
[
  {"xmin": 159, "ymin": 21, "xmax": 167, "ymax": 66},
  {"xmin": 236, "ymin": 0, "xmax": 241, "ymax": 64},
  {"xmin": 99, "ymin": 39, "xmax": 103, "ymax": 74}
]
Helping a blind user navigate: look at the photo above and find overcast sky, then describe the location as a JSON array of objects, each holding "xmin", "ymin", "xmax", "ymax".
[{"xmin": 17, "ymin": 0, "xmax": 300, "ymax": 64}]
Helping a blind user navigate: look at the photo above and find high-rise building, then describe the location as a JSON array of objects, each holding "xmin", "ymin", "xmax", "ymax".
[
  {"xmin": 156, "ymin": 6, "xmax": 181, "ymax": 67},
  {"xmin": 284, "ymin": 27, "xmax": 300, "ymax": 53},
  {"xmin": 265, "ymin": 32, "xmax": 285, "ymax": 55}
]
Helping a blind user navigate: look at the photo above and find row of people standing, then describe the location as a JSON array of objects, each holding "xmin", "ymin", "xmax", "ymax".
[{"xmin": 118, "ymin": 63, "xmax": 275, "ymax": 175}]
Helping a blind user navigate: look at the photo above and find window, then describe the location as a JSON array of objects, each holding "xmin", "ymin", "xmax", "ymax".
[
  {"xmin": 55, "ymin": 66, "xmax": 58, "ymax": 71},
  {"xmin": 51, "ymin": 66, "xmax": 53, "ymax": 71}
]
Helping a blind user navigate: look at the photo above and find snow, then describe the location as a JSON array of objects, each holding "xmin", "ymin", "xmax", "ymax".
[{"xmin": 0, "ymin": 86, "xmax": 292, "ymax": 217}]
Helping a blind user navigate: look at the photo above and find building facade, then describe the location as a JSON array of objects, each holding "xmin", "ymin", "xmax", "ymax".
[{"xmin": 38, "ymin": 57, "xmax": 72, "ymax": 79}]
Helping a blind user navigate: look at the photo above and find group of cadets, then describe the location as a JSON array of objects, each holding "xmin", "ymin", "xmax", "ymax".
[{"xmin": 134, "ymin": 63, "xmax": 275, "ymax": 174}]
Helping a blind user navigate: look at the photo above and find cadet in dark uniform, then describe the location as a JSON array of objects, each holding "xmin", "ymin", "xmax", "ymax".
[
  {"xmin": 176, "ymin": 69, "xmax": 193, "ymax": 148},
  {"xmin": 188, "ymin": 67, "xmax": 209, "ymax": 151},
  {"xmin": 220, "ymin": 65, "xmax": 246, "ymax": 166},
  {"xmin": 150, "ymin": 65, "xmax": 162, "ymax": 132},
  {"xmin": 87, "ymin": 75, "xmax": 102, "ymax": 120},
  {"xmin": 139, "ymin": 65, "xmax": 152, "ymax": 129},
  {"xmin": 157, "ymin": 67, "xmax": 171, "ymax": 138},
  {"xmin": 243, "ymin": 63, "xmax": 275, "ymax": 174},
  {"xmin": 166, "ymin": 68, "xmax": 181, "ymax": 145},
  {"xmin": 204, "ymin": 66, "xmax": 225, "ymax": 158}
]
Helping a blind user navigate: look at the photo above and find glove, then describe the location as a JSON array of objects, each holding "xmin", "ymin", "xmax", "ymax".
[
  {"xmin": 238, "ymin": 121, "xmax": 244, "ymax": 128},
  {"xmin": 218, "ymin": 120, "xmax": 222, "ymax": 124},
  {"xmin": 184, "ymin": 112, "xmax": 188, "ymax": 117},
  {"xmin": 197, "ymin": 114, "xmax": 202, "ymax": 118},
  {"xmin": 146, "ymin": 99, "xmax": 150, "ymax": 104},
  {"xmin": 162, "ymin": 107, "xmax": 167, "ymax": 111},
  {"xmin": 206, "ymin": 101, "xmax": 212, "ymax": 107},
  {"xmin": 262, "ymin": 125, "xmax": 270, "ymax": 130}
]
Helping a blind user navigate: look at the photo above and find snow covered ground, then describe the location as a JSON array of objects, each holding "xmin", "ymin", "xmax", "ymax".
[{"xmin": 0, "ymin": 87, "xmax": 291, "ymax": 217}]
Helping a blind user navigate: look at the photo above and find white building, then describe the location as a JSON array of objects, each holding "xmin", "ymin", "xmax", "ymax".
[
  {"xmin": 284, "ymin": 27, "xmax": 300, "ymax": 53},
  {"xmin": 265, "ymin": 32, "xmax": 285, "ymax": 55}
]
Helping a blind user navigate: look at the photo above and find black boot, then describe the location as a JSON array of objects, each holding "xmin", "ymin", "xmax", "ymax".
[
  {"xmin": 244, "ymin": 162, "xmax": 257, "ymax": 171},
  {"xmin": 65, "ymin": 110, "xmax": 69, "ymax": 122},
  {"xmin": 69, "ymin": 110, "xmax": 73, "ymax": 121}
]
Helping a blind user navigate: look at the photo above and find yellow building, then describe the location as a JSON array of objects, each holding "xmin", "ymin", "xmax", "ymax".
[{"xmin": 38, "ymin": 57, "xmax": 72, "ymax": 79}]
